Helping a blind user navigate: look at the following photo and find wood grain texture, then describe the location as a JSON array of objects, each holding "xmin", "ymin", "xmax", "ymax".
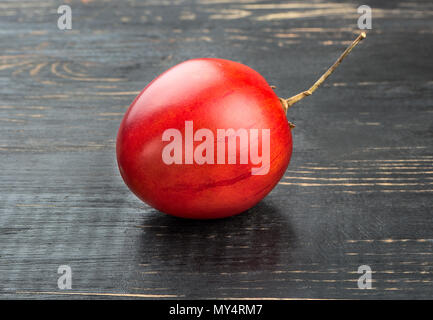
[{"xmin": 0, "ymin": 0, "xmax": 432, "ymax": 299}]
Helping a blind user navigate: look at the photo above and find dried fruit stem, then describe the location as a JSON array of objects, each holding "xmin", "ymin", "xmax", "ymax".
[{"xmin": 281, "ymin": 32, "xmax": 366, "ymax": 113}]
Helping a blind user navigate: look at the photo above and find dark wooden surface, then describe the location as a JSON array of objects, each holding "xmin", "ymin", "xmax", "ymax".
[{"xmin": 1, "ymin": 0, "xmax": 432, "ymax": 299}]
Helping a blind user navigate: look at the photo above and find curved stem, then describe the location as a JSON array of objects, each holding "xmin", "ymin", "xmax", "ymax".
[{"xmin": 281, "ymin": 32, "xmax": 366, "ymax": 112}]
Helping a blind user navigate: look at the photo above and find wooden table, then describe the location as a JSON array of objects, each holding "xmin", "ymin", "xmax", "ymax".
[{"xmin": 1, "ymin": 0, "xmax": 432, "ymax": 299}]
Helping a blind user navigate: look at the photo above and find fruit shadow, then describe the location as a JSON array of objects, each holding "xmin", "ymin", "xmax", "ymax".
[{"xmin": 137, "ymin": 201, "xmax": 297, "ymax": 274}]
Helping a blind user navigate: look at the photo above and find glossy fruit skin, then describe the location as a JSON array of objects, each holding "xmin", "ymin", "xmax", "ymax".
[{"xmin": 116, "ymin": 58, "xmax": 292, "ymax": 219}]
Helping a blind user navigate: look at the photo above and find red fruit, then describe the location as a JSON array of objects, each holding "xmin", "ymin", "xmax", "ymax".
[
  {"xmin": 117, "ymin": 58, "xmax": 292, "ymax": 219},
  {"xmin": 116, "ymin": 33, "xmax": 366, "ymax": 219}
]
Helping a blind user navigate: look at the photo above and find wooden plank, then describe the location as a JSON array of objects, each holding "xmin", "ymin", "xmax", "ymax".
[{"xmin": 0, "ymin": 0, "xmax": 432, "ymax": 299}]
